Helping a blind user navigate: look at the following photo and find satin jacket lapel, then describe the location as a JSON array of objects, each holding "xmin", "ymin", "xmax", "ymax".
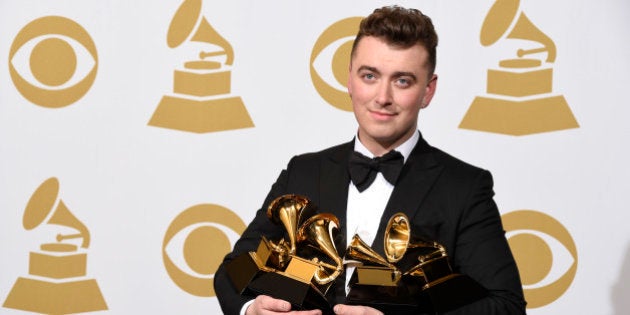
[
  {"xmin": 318, "ymin": 140, "xmax": 353, "ymax": 252},
  {"xmin": 371, "ymin": 136, "xmax": 444, "ymax": 256}
]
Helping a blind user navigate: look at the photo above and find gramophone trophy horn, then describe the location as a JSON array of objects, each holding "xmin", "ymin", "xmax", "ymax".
[
  {"xmin": 167, "ymin": 0, "xmax": 234, "ymax": 64},
  {"xmin": 345, "ymin": 234, "xmax": 394, "ymax": 269},
  {"xmin": 385, "ymin": 213, "xmax": 451, "ymax": 271},
  {"xmin": 22, "ymin": 177, "xmax": 90, "ymax": 249},
  {"xmin": 480, "ymin": 0, "xmax": 556, "ymax": 62},
  {"xmin": 266, "ymin": 194, "xmax": 315, "ymax": 257},
  {"xmin": 344, "ymin": 213, "xmax": 413, "ymax": 287},
  {"xmin": 384, "ymin": 213, "xmax": 411, "ymax": 263},
  {"xmin": 507, "ymin": 13, "xmax": 555, "ymax": 62},
  {"xmin": 191, "ymin": 17, "xmax": 234, "ymax": 65},
  {"xmin": 296, "ymin": 213, "xmax": 342, "ymax": 286}
]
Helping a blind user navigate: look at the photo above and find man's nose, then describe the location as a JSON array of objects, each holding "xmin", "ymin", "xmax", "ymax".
[{"xmin": 375, "ymin": 82, "xmax": 393, "ymax": 106}]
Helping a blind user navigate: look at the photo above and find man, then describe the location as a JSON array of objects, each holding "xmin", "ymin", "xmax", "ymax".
[{"xmin": 214, "ymin": 5, "xmax": 526, "ymax": 315}]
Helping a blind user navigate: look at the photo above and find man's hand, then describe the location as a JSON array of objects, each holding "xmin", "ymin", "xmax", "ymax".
[
  {"xmin": 333, "ymin": 304, "xmax": 383, "ymax": 315},
  {"xmin": 245, "ymin": 295, "xmax": 322, "ymax": 315}
]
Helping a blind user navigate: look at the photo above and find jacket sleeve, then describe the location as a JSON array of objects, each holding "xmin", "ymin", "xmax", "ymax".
[
  {"xmin": 445, "ymin": 170, "xmax": 526, "ymax": 314},
  {"xmin": 213, "ymin": 167, "xmax": 290, "ymax": 315}
]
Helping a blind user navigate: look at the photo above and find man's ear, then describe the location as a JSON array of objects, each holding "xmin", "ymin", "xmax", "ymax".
[
  {"xmin": 347, "ymin": 65, "xmax": 353, "ymax": 98},
  {"xmin": 421, "ymin": 74, "xmax": 438, "ymax": 108}
]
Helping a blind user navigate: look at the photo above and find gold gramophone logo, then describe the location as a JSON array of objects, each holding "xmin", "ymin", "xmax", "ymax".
[
  {"xmin": 502, "ymin": 210, "xmax": 578, "ymax": 308},
  {"xmin": 459, "ymin": 0, "xmax": 579, "ymax": 135},
  {"xmin": 310, "ymin": 17, "xmax": 362, "ymax": 112},
  {"xmin": 149, "ymin": 0, "xmax": 254, "ymax": 133},
  {"xmin": 8, "ymin": 16, "xmax": 98, "ymax": 108},
  {"xmin": 3, "ymin": 177, "xmax": 107, "ymax": 314},
  {"xmin": 162, "ymin": 203, "xmax": 246, "ymax": 297}
]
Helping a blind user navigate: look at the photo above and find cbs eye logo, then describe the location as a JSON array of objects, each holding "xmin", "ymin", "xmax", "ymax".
[
  {"xmin": 310, "ymin": 17, "xmax": 362, "ymax": 112},
  {"xmin": 502, "ymin": 210, "xmax": 578, "ymax": 308},
  {"xmin": 162, "ymin": 204, "xmax": 246, "ymax": 297},
  {"xmin": 9, "ymin": 16, "xmax": 98, "ymax": 108}
]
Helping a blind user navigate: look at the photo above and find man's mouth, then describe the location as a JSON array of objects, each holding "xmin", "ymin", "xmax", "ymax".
[{"xmin": 369, "ymin": 110, "xmax": 396, "ymax": 120}]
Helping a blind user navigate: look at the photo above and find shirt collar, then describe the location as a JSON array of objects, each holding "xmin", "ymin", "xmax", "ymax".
[{"xmin": 353, "ymin": 131, "xmax": 419, "ymax": 163}]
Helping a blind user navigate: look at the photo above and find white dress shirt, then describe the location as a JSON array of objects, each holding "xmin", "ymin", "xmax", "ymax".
[{"xmin": 344, "ymin": 131, "xmax": 419, "ymax": 292}]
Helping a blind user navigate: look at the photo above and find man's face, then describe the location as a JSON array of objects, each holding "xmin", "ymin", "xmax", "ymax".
[{"xmin": 347, "ymin": 36, "xmax": 437, "ymax": 155}]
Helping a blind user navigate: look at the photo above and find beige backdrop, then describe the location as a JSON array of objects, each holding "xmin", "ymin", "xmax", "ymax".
[{"xmin": 1, "ymin": 0, "xmax": 629, "ymax": 314}]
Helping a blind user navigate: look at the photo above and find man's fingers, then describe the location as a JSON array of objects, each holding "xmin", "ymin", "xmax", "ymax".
[
  {"xmin": 257, "ymin": 295, "xmax": 292, "ymax": 311},
  {"xmin": 333, "ymin": 304, "xmax": 383, "ymax": 315},
  {"xmin": 246, "ymin": 295, "xmax": 324, "ymax": 315}
]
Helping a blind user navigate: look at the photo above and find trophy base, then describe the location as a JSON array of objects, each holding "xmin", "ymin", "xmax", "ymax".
[
  {"xmin": 149, "ymin": 94, "xmax": 254, "ymax": 133},
  {"xmin": 225, "ymin": 252, "xmax": 268, "ymax": 294},
  {"xmin": 225, "ymin": 253, "xmax": 333, "ymax": 314},
  {"xmin": 346, "ymin": 274, "xmax": 487, "ymax": 314},
  {"xmin": 248, "ymin": 272, "xmax": 333, "ymax": 314},
  {"xmin": 3, "ymin": 277, "xmax": 107, "ymax": 314},
  {"xmin": 347, "ymin": 280, "xmax": 429, "ymax": 314},
  {"xmin": 459, "ymin": 95, "xmax": 579, "ymax": 135}
]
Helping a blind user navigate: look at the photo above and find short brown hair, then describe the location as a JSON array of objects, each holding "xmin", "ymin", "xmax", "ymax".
[{"xmin": 351, "ymin": 5, "xmax": 438, "ymax": 75}]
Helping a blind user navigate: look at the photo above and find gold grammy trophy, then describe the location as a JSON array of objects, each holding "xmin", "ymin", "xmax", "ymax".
[
  {"xmin": 459, "ymin": 0, "xmax": 579, "ymax": 135},
  {"xmin": 149, "ymin": 0, "xmax": 254, "ymax": 133},
  {"xmin": 3, "ymin": 177, "xmax": 107, "ymax": 314},
  {"xmin": 345, "ymin": 213, "xmax": 486, "ymax": 314},
  {"xmin": 225, "ymin": 195, "xmax": 342, "ymax": 313}
]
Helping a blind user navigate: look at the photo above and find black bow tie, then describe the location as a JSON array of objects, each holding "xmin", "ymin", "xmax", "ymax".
[{"xmin": 349, "ymin": 150, "xmax": 404, "ymax": 192}]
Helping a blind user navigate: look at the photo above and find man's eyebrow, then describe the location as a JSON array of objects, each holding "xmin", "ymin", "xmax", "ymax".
[
  {"xmin": 356, "ymin": 65, "xmax": 379, "ymax": 74},
  {"xmin": 392, "ymin": 71, "xmax": 417, "ymax": 81},
  {"xmin": 355, "ymin": 66, "xmax": 418, "ymax": 81}
]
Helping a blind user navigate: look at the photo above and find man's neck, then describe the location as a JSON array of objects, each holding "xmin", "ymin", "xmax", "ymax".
[
  {"xmin": 355, "ymin": 130, "xmax": 419, "ymax": 163},
  {"xmin": 357, "ymin": 129, "xmax": 418, "ymax": 157}
]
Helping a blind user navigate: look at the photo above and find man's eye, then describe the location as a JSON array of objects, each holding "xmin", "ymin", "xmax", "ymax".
[{"xmin": 396, "ymin": 78, "xmax": 410, "ymax": 86}]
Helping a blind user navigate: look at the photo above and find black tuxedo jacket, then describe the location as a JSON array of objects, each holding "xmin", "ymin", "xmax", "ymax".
[{"xmin": 214, "ymin": 135, "xmax": 526, "ymax": 314}]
